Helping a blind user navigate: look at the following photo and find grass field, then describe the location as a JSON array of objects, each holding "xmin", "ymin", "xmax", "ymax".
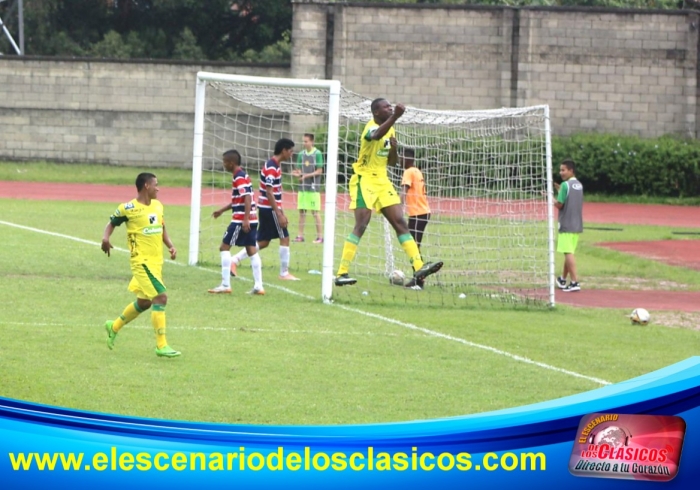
[{"xmin": 1, "ymin": 163, "xmax": 700, "ymax": 426}]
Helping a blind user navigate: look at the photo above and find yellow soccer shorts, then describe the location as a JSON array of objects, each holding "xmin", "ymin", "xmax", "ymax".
[
  {"xmin": 128, "ymin": 262, "xmax": 167, "ymax": 300},
  {"xmin": 556, "ymin": 232, "xmax": 579, "ymax": 254},
  {"xmin": 349, "ymin": 174, "xmax": 401, "ymax": 212}
]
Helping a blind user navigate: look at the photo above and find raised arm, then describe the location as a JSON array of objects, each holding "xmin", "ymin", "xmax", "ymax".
[{"xmin": 371, "ymin": 103, "xmax": 405, "ymax": 141}]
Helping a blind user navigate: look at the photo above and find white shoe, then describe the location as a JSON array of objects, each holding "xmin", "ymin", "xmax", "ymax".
[
  {"xmin": 247, "ymin": 287, "xmax": 266, "ymax": 295},
  {"xmin": 279, "ymin": 273, "xmax": 300, "ymax": 281},
  {"xmin": 208, "ymin": 285, "xmax": 232, "ymax": 294}
]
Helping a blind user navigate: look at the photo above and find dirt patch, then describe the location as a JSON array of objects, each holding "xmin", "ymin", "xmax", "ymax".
[
  {"xmin": 652, "ymin": 311, "xmax": 700, "ymax": 331},
  {"xmin": 555, "ymin": 289, "xmax": 700, "ymax": 313},
  {"xmin": 598, "ymin": 240, "xmax": 700, "ymax": 271},
  {"xmin": 585, "ymin": 276, "xmax": 692, "ymax": 291}
]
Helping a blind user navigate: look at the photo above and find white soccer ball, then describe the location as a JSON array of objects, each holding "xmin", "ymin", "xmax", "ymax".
[
  {"xmin": 389, "ymin": 270, "xmax": 406, "ymax": 286},
  {"xmin": 630, "ymin": 308, "xmax": 650, "ymax": 325}
]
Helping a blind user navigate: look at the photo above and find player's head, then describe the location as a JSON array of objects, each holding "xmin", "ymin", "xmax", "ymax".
[
  {"xmin": 371, "ymin": 98, "xmax": 393, "ymax": 123},
  {"xmin": 136, "ymin": 172, "xmax": 158, "ymax": 198},
  {"xmin": 303, "ymin": 133, "xmax": 315, "ymax": 151},
  {"xmin": 274, "ymin": 138, "xmax": 295, "ymax": 161},
  {"xmin": 560, "ymin": 159, "xmax": 576, "ymax": 180},
  {"xmin": 223, "ymin": 149, "xmax": 242, "ymax": 172},
  {"xmin": 402, "ymin": 148, "xmax": 415, "ymax": 169}
]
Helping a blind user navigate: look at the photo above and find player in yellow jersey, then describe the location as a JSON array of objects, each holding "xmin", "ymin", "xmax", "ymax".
[
  {"xmin": 335, "ymin": 98, "xmax": 443, "ymax": 290},
  {"xmin": 101, "ymin": 172, "xmax": 181, "ymax": 357}
]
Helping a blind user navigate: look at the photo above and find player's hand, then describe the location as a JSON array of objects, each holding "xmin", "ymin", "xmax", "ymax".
[
  {"xmin": 276, "ymin": 210, "xmax": 288, "ymax": 228},
  {"xmin": 212, "ymin": 209, "xmax": 223, "ymax": 219},
  {"xmin": 389, "ymin": 136, "xmax": 398, "ymax": 148},
  {"xmin": 393, "ymin": 103, "xmax": 406, "ymax": 119},
  {"xmin": 243, "ymin": 219, "xmax": 251, "ymax": 233},
  {"xmin": 169, "ymin": 247, "xmax": 177, "ymax": 260},
  {"xmin": 553, "ymin": 182, "xmax": 561, "ymax": 192},
  {"xmin": 291, "ymin": 169, "xmax": 301, "ymax": 177},
  {"xmin": 101, "ymin": 239, "xmax": 113, "ymax": 257}
]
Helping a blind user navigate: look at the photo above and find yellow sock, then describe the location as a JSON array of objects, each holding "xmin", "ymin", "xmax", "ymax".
[
  {"xmin": 112, "ymin": 301, "xmax": 143, "ymax": 333},
  {"xmin": 151, "ymin": 304, "xmax": 167, "ymax": 349},
  {"xmin": 399, "ymin": 234, "xmax": 424, "ymax": 271},
  {"xmin": 337, "ymin": 234, "xmax": 360, "ymax": 276}
]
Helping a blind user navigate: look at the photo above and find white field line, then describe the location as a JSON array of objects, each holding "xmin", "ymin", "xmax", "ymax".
[
  {"xmin": 1, "ymin": 321, "xmax": 401, "ymax": 337},
  {"xmin": 0, "ymin": 219, "xmax": 611, "ymax": 385}
]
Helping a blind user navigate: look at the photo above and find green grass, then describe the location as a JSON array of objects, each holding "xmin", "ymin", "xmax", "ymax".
[
  {"xmin": 0, "ymin": 161, "xmax": 195, "ymax": 187},
  {"xmin": 2, "ymin": 196, "xmax": 700, "ymax": 426},
  {"xmin": 2, "ymin": 164, "xmax": 700, "ymax": 425}
]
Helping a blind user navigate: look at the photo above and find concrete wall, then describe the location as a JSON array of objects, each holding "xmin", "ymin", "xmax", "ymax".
[
  {"xmin": 293, "ymin": 1, "xmax": 699, "ymax": 138},
  {"xmin": 0, "ymin": 59, "xmax": 290, "ymax": 166},
  {"xmin": 2, "ymin": 3, "xmax": 699, "ymax": 166}
]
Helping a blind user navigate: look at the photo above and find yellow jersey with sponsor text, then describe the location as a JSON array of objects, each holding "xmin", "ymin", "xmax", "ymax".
[
  {"xmin": 351, "ymin": 120, "xmax": 395, "ymax": 179},
  {"xmin": 109, "ymin": 199, "xmax": 164, "ymax": 266}
]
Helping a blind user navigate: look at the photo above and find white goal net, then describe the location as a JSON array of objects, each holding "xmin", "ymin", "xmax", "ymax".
[{"xmin": 190, "ymin": 72, "xmax": 555, "ymax": 307}]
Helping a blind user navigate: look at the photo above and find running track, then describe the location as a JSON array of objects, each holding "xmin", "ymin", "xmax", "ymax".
[{"xmin": 2, "ymin": 181, "xmax": 699, "ymax": 312}]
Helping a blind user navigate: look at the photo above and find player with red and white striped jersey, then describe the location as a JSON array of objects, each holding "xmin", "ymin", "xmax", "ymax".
[{"xmin": 208, "ymin": 149, "xmax": 265, "ymax": 295}]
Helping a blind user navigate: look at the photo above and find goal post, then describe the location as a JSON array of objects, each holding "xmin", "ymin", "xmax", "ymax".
[
  {"xmin": 189, "ymin": 71, "xmax": 555, "ymax": 307},
  {"xmin": 189, "ymin": 71, "xmax": 342, "ymax": 302}
]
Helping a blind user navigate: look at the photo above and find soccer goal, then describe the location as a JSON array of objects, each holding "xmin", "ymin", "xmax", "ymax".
[{"xmin": 189, "ymin": 72, "xmax": 555, "ymax": 307}]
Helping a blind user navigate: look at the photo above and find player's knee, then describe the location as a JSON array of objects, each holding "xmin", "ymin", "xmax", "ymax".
[
  {"xmin": 137, "ymin": 299, "xmax": 152, "ymax": 311},
  {"xmin": 153, "ymin": 293, "xmax": 168, "ymax": 306},
  {"xmin": 219, "ymin": 243, "xmax": 231, "ymax": 252}
]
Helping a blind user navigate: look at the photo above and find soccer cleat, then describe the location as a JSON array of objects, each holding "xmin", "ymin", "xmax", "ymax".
[
  {"xmin": 556, "ymin": 276, "xmax": 567, "ymax": 289},
  {"xmin": 208, "ymin": 285, "xmax": 232, "ymax": 294},
  {"xmin": 563, "ymin": 281, "xmax": 581, "ymax": 292},
  {"xmin": 293, "ymin": 236, "xmax": 304, "ymax": 242},
  {"xmin": 313, "ymin": 237, "xmax": 324, "ymax": 244},
  {"xmin": 404, "ymin": 277, "xmax": 424, "ymax": 290},
  {"xmin": 230, "ymin": 261, "xmax": 238, "ymax": 277},
  {"xmin": 104, "ymin": 321, "xmax": 117, "ymax": 350},
  {"xmin": 279, "ymin": 273, "xmax": 300, "ymax": 281},
  {"xmin": 334, "ymin": 274, "xmax": 357, "ymax": 286},
  {"xmin": 155, "ymin": 345, "xmax": 181, "ymax": 358},
  {"xmin": 413, "ymin": 261, "xmax": 443, "ymax": 282},
  {"xmin": 247, "ymin": 287, "xmax": 266, "ymax": 295}
]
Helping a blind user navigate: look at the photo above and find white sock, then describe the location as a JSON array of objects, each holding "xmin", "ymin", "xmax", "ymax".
[
  {"xmin": 250, "ymin": 253, "xmax": 263, "ymax": 290},
  {"xmin": 232, "ymin": 248, "xmax": 249, "ymax": 265},
  {"xmin": 220, "ymin": 251, "xmax": 231, "ymax": 288},
  {"xmin": 279, "ymin": 246, "xmax": 290, "ymax": 276}
]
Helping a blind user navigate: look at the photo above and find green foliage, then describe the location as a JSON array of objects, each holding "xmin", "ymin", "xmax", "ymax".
[
  {"xmin": 3, "ymin": 0, "xmax": 690, "ymax": 61},
  {"xmin": 172, "ymin": 27, "xmax": 205, "ymax": 61},
  {"xmin": 3, "ymin": 0, "xmax": 293, "ymax": 61},
  {"xmin": 553, "ymin": 133, "xmax": 700, "ymax": 198},
  {"xmin": 90, "ymin": 30, "xmax": 133, "ymax": 59},
  {"xmin": 233, "ymin": 30, "xmax": 292, "ymax": 63}
]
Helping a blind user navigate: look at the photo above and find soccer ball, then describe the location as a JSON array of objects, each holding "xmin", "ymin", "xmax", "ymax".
[
  {"xmin": 389, "ymin": 270, "xmax": 405, "ymax": 286},
  {"xmin": 630, "ymin": 308, "xmax": 650, "ymax": 325}
]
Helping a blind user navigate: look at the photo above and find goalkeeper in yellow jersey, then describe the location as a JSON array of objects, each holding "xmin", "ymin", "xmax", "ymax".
[
  {"xmin": 101, "ymin": 172, "xmax": 181, "ymax": 357},
  {"xmin": 335, "ymin": 98, "xmax": 443, "ymax": 290}
]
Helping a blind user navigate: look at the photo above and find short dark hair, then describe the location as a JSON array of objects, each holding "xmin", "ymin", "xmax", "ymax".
[
  {"xmin": 561, "ymin": 159, "xmax": 576, "ymax": 173},
  {"xmin": 135, "ymin": 172, "xmax": 156, "ymax": 191},
  {"xmin": 403, "ymin": 148, "xmax": 415, "ymax": 158},
  {"xmin": 371, "ymin": 98, "xmax": 386, "ymax": 114},
  {"xmin": 274, "ymin": 138, "xmax": 295, "ymax": 155},
  {"xmin": 223, "ymin": 149, "xmax": 242, "ymax": 165},
  {"xmin": 303, "ymin": 133, "xmax": 315, "ymax": 141}
]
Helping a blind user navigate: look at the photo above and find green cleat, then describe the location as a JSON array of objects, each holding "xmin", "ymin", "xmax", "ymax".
[
  {"xmin": 104, "ymin": 321, "xmax": 117, "ymax": 350},
  {"xmin": 155, "ymin": 345, "xmax": 181, "ymax": 358}
]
